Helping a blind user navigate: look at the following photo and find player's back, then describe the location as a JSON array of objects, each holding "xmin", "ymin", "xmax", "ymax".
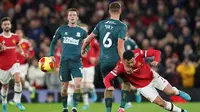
[
  {"xmin": 0, "ymin": 33, "xmax": 19, "ymax": 70},
  {"xmin": 95, "ymin": 19, "xmax": 126, "ymax": 64}
]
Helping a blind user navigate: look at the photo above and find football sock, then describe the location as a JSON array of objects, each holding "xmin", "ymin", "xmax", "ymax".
[
  {"xmin": 67, "ymin": 94, "xmax": 73, "ymax": 104},
  {"xmin": 172, "ymin": 87, "xmax": 179, "ymax": 95},
  {"xmin": 164, "ymin": 101, "xmax": 182, "ymax": 112},
  {"xmin": 1, "ymin": 87, "xmax": 8, "ymax": 104},
  {"xmin": 62, "ymin": 96, "xmax": 68, "ymax": 109},
  {"xmin": 82, "ymin": 93, "xmax": 89, "ymax": 105},
  {"xmin": 73, "ymin": 90, "xmax": 81, "ymax": 107},
  {"xmin": 13, "ymin": 83, "xmax": 22, "ymax": 103},
  {"xmin": 120, "ymin": 90, "xmax": 129, "ymax": 108},
  {"xmin": 105, "ymin": 98, "xmax": 112, "ymax": 112}
]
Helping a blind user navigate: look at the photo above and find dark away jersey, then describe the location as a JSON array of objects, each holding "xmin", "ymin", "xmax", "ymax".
[
  {"xmin": 50, "ymin": 25, "xmax": 87, "ymax": 61},
  {"xmin": 92, "ymin": 18, "xmax": 127, "ymax": 64}
]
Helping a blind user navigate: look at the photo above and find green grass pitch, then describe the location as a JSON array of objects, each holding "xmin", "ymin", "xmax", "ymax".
[{"xmin": 5, "ymin": 102, "xmax": 200, "ymax": 112}]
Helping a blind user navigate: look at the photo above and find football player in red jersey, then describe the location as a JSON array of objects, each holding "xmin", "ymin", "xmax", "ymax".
[
  {"xmin": 80, "ymin": 24, "xmax": 99, "ymax": 109},
  {"xmin": 0, "ymin": 17, "xmax": 25, "ymax": 112},
  {"xmin": 8, "ymin": 29, "xmax": 36, "ymax": 106},
  {"xmin": 104, "ymin": 50, "xmax": 191, "ymax": 112}
]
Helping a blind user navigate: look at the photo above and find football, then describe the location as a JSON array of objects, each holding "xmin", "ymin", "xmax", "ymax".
[{"xmin": 38, "ymin": 57, "xmax": 55, "ymax": 72}]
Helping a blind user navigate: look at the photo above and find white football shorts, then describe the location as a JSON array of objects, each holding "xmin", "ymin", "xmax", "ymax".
[
  {"xmin": 19, "ymin": 63, "xmax": 29, "ymax": 79},
  {"xmin": 82, "ymin": 66, "xmax": 95, "ymax": 82},
  {"xmin": 137, "ymin": 70, "xmax": 169, "ymax": 102},
  {"xmin": 0, "ymin": 63, "xmax": 20, "ymax": 84}
]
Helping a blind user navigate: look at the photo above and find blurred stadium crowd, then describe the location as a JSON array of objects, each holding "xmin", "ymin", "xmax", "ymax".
[{"xmin": 1, "ymin": 0, "xmax": 200, "ymax": 90}]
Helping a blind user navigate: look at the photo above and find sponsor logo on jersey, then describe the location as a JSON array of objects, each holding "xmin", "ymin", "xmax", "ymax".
[
  {"xmin": 76, "ymin": 32, "xmax": 80, "ymax": 37},
  {"xmin": 22, "ymin": 44, "xmax": 26, "ymax": 48},
  {"xmin": 63, "ymin": 37, "xmax": 79, "ymax": 45}
]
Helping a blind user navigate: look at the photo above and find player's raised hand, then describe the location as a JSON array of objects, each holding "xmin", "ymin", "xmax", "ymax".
[
  {"xmin": 151, "ymin": 61, "xmax": 158, "ymax": 66},
  {"xmin": 107, "ymin": 86, "xmax": 115, "ymax": 91}
]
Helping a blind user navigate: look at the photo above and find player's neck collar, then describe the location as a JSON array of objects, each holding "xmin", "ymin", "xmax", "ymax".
[
  {"xmin": 1, "ymin": 32, "xmax": 12, "ymax": 38},
  {"xmin": 68, "ymin": 24, "xmax": 78, "ymax": 27}
]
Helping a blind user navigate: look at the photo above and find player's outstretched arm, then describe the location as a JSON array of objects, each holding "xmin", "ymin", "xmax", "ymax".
[
  {"xmin": 104, "ymin": 72, "xmax": 116, "ymax": 89},
  {"xmin": 81, "ymin": 33, "xmax": 96, "ymax": 57},
  {"xmin": 143, "ymin": 49, "xmax": 161, "ymax": 66}
]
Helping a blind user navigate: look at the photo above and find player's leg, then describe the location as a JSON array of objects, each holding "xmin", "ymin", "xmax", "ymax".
[
  {"xmin": 81, "ymin": 66, "xmax": 97, "ymax": 109},
  {"xmin": 80, "ymin": 68, "xmax": 90, "ymax": 110},
  {"xmin": 153, "ymin": 95, "xmax": 187, "ymax": 112},
  {"xmin": 118, "ymin": 78, "xmax": 131, "ymax": 112},
  {"xmin": 0, "ymin": 69, "xmax": 13, "ymax": 112},
  {"xmin": 59, "ymin": 60, "xmax": 71, "ymax": 112},
  {"xmin": 125, "ymin": 85, "xmax": 142, "ymax": 109},
  {"xmin": 138, "ymin": 82, "xmax": 187, "ymax": 112},
  {"xmin": 1, "ymin": 84, "xmax": 9, "ymax": 112},
  {"xmin": 67, "ymin": 81, "xmax": 75, "ymax": 107},
  {"xmin": 61, "ymin": 82, "xmax": 69, "ymax": 112},
  {"xmin": 101, "ymin": 64, "xmax": 115, "ymax": 112},
  {"xmin": 80, "ymin": 82, "xmax": 89, "ymax": 110},
  {"xmin": 152, "ymin": 70, "xmax": 191, "ymax": 101},
  {"xmin": 71, "ymin": 61, "xmax": 83, "ymax": 112},
  {"xmin": 72, "ymin": 77, "xmax": 82, "ymax": 112},
  {"xmin": 11, "ymin": 63, "xmax": 25, "ymax": 111},
  {"xmin": 20, "ymin": 64, "xmax": 35, "ymax": 99},
  {"xmin": 84, "ymin": 66, "xmax": 97, "ymax": 102}
]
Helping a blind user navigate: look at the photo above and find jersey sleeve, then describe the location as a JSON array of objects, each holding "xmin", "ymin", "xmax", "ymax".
[
  {"xmin": 49, "ymin": 27, "xmax": 61, "ymax": 56},
  {"xmin": 104, "ymin": 61, "xmax": 124, "ymax": 88},
  {"xmin": 117, "ymin": 24, "xmax": 127, "ymax": 40},
  {"xmin": 83, "ymin": 30, "xmax": 88, "ymax": 39},
  {"xmin": 92, "ymin": 22, "xmax": 100, "ymax": 36},
  {"xmin": 138, "ymin": 49, "xmax": 161, "ymax": 62}
]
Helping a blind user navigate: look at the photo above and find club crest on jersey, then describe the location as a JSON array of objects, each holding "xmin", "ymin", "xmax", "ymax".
[
  {"xmin": 76, "ymin": 32, "xmax": 80, "ymax": 37},
  {"xmin": 137, "ymin": 62, "xmax": 141, "ymax": 66},
  {"xmin": 12, "ymin": 39, "xmax": 16, "ymax": 44},
  {"xmin": 22, "ymin": 44, "xmax": 26, "ymax": 48},
  {"xmin": 64, "ymin": 32, "xmax": 68, "ymax": 35}
]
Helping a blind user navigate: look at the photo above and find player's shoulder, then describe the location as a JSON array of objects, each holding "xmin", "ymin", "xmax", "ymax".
[
  {"xmin": 19, "ymin": 38, "xmax": 29, "ymax": 44},
  {"xmin": 0, "ymin": 33, "xmax": 18, "ymax": 38},
  {"xmin": 118, "ymin": 22, "xmax": 127, "ymax": 29},
  {"xmin": 76, "ymin": 26, "xmax": 87, "ymax": 33}
]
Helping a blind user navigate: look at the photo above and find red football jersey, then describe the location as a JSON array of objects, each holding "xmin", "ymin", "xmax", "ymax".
[
  {"xmin": 17, "ymin": 39, "xmax": 35, "ymax": 64},
  {"xmin": 82, "ymin": 39, "xmax": 100, "ymax": 67},
  {"xmin": 0, "ymin": 33, "xmax": 20, "ymax": 70},
  {"xmin": 104, "ymin": 49, "xmax": 161, "ymax": 88}
]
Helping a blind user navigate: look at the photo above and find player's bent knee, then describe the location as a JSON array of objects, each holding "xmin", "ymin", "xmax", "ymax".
[
  {"xmin": 14, "ymin": 72, "xmax": 21, "ymax": 83},
  {"xmin": 104, "ymin": 89, "xmax": 113, "ymax": 98},
  {"xmin": 122, "ymin": 82, "xmax": 131, "ymax": 91},
  {"xmin": 61, "ymin": 88, "xmax": 68, "ymax": 96}
]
